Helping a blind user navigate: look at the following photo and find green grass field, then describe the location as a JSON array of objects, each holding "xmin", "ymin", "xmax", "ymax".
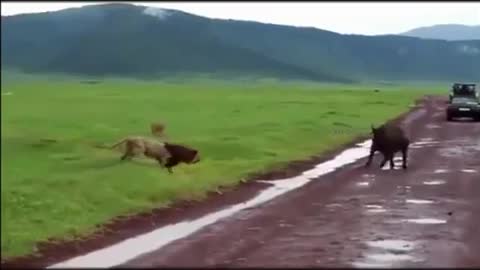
[{"xmin": 1, "ymin": 74, "xmax": 438, "ymax": 258}]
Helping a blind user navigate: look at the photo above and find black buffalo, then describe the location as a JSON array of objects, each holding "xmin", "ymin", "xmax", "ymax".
[
  {"xmin": 365, "ymin": 123, "xmax": 410, "ymax": 170},
  {"xmin": 163, "ymin": 142, "xmax": 200, "ymax": 174}
]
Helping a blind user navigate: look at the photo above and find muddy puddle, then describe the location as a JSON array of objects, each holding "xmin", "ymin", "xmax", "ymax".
[
  {"xmin": 425, "ymin": 124, "xmax": 441, "ymax": 129},
  {"xmin": 406, "ymin": 199, "xmax": 434, "ymax": 204},
  {"xmin": 409, "ymin": 137, "xmax": 441, "ymax": 149},
  {"xmin": 366, "ymin": 209, "xmax": 387, "ymax": 214},
  {"xmin": 352, "ymin": 239, "xmax": 421, "ymax": 268},
  {"xmin": 357, "ymin": 182, "xmax": 370, "ymax": 187},
  {"xmin": 460, "ymin": 169, "xmax": 477, "ymax": 174},
  {"xmin": 434, "ymin": 169, "xmax": 450, "ymax": 174},
  {"xmin": 364, "ymin": 205, "xmax": 387, "ymax": 213},
  {"xmin": 404, "ymin": 218, "xmax": 447, "ymax": 225},
  {"xmin": 380, "ymin": 157, "xmax": 406, "ymax": 170},
  {"xmin": 423, "ymin": 180, "xmax": 446, "ymax": 185}
]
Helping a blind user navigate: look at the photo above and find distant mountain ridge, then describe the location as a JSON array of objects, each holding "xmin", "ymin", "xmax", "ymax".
[
  {"xmin": 2, "ymin": 4, "xmax": 480, "ymax": 82},
  {"xmin": 400, "ymin": 24, "xmax": 480, "ymax": 41}
]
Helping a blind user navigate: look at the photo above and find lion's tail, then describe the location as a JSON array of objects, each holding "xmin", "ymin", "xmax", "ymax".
[
  {"xmin": 94, "ymin": 138, "xmax": 128, "ymax": 150},
  {"xmin": 108, "ymin": 138, "xmax": 128, "ymax": 149}
]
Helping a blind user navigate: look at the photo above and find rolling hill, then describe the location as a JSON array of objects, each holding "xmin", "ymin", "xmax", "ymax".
[
  {"xmin": 2, "ymin": 3, "xmax": 480, "ymax": 82},
  {"xmin": 400, "ymin": 24, "xmax": 480, "ymax": 41}
]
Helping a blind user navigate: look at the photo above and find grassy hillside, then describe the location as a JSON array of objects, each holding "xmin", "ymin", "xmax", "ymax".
[
  {"xmin": 208, "ymin": 20, "xmax": 480, "ymax": 81},
  {"xmin": 2, "ymin": 3, "xmax": 479, "ymax": 82},
  {"xmin": 0, "ymin": 4, "xmax": 345, "ymax": 83},
  {"xmin": 1, "ymin": 74, "xmax": 436, "ymax": 258}
]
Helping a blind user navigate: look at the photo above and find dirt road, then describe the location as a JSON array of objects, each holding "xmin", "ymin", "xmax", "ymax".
[{"xmin": 122, "ymin": 96, "xmax": 480, "ymax": 268}]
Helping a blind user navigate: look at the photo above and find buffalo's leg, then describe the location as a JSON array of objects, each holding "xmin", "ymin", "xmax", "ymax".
[
  {"xmin": 402, "ymin": 147, "xmax": 408, "ymax": 169},
  {"xmin": 379, "ymin": 153, "xmax": 388, "ymax": 168},
  {"xmin": 389, "ymin": 154, "xmax": 395, "ymax": 170},
  {"xmin": 365, "ymin": 148, "xmax": 376, "ymax": 167}
]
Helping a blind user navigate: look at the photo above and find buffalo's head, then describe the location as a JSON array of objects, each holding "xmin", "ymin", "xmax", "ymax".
[{"xmin": 370, "ymin": 124, "xmax": 385, "ymax": 143}]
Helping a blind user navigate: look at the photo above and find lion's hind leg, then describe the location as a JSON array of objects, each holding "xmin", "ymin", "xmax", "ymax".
[{"xmin": 121, "ymin": 139, "xmax": 143, "ymax": 161}]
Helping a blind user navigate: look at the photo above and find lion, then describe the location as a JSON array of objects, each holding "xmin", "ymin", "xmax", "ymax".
[
  {"xmin": 109, "ymin": 136, "xmax": 170, "ymax": 162},
  {"xmin": 101, "ymin": 121, "xmax": 199, "ymax": 173},
  {"xmin": 108, "ymin": 137, "xmax": 200, "ymax": 174}
]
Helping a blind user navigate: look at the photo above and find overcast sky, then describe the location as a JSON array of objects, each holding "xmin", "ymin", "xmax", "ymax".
[{"xmin": 1, "ymin": 1, "xmax": 479, "ymax": 35}]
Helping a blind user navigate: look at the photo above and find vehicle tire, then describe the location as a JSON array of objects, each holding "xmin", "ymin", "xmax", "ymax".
[{"xmin": 446, "ymin": 113, "xmax": 453, "ymax": 121}]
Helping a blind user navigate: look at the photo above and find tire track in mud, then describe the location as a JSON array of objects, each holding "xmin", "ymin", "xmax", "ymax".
[{"xmin": 122, "ymin": 96, "xmax": 480, "ymax": 268}]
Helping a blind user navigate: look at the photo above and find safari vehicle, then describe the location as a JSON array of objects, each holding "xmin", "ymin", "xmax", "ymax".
[
  {"xmin": 448, "ymin": 83, "xmax": 478, "ymax": 103},
  {"xmin": 446, "ymin": 83, "xmax": 480, "ymax": 121}
]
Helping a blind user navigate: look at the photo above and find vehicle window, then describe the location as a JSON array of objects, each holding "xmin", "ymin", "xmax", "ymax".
[{"xmin": 453, "ymin": 85, "xmax": 476, "ymax": 96}]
